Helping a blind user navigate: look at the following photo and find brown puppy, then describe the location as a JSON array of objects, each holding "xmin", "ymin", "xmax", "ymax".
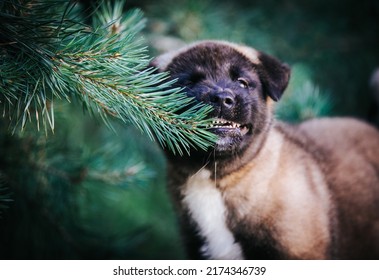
[{"xmin": 151, "ymin": 41, "xmax": 379, "ymax": 259}]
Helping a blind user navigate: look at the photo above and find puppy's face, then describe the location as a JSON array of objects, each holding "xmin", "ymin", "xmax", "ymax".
[{"xmin": 152, "ymin": 41, "xmax": 290, "ymax": 156}]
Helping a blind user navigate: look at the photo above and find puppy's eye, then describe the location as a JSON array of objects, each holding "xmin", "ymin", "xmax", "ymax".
[
  {"xmin": 178, "ymin": 72, "xmax": 204, "ymax": 87},
  {"xmin": 237, "ymin": 78, "xmax": 249, "ymax": 89},
  {"xmin": 189, "ymin": 72, "xmax": 205, "ymax": 84}
]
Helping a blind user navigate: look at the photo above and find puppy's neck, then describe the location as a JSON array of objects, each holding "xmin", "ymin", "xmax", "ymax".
[
  {"xmin": 213, "ymin": 126, "xmax": 272, "ymax": 177},
  {"xmin": 166, "ymin": 120, "xmax": 276, "ymax": 180}
]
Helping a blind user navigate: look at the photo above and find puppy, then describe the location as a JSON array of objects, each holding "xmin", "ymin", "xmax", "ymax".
[{"xmin": 151, "ymin": 40, "xmax": 379, "ymax": 259}]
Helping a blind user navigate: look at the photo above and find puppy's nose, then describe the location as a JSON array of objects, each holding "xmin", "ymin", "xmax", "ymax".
[{"xmin": 209, "ymin": 91, "xmax": 235, "ymax": 109}]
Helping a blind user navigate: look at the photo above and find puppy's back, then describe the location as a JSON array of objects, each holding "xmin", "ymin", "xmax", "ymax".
[{"xmin": 299, "ymin": 118, "xmax": 379, "ymax": 259}]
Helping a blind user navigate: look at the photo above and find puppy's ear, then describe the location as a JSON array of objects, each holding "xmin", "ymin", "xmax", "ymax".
[
  {"xmin": 148, "ymin": 50, "xmax": 181, "ymax": 73},
  {"xmin": 148, "ymin": 57, "xmax": 164, "ymax": 74},
  {"xmin": 257, "ymin": 52, "xmax": 291, "ymax": 101}
]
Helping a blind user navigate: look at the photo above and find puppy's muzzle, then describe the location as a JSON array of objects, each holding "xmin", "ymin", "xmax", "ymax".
[{"xmin": 209, "ymin": 89, "xmax": 236, "ymax": 110}]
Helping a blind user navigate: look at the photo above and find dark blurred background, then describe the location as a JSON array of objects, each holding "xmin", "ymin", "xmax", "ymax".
[{"xmin": 1, "ymin": 0, "xmax": 379, "ymax": 259}]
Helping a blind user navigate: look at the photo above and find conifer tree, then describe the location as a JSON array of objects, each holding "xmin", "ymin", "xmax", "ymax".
[{"xmin": 0, "ymin": 0, "xmax": 213, "ymax": 259}]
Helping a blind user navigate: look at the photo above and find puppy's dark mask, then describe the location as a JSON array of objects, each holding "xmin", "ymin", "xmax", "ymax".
[{"xmin": 151, "ymin": 41, "xmax": 290, "ymax": 157}]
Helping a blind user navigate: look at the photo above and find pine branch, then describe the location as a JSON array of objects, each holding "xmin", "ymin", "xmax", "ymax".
[{"xmin": 0, "ymin": 0, "xmax": 217, "ymax": 155}]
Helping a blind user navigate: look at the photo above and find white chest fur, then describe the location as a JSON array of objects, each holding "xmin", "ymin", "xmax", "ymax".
[{"xmin": 182, "ymin": 169, "xmax": 244, "ymax": 259}]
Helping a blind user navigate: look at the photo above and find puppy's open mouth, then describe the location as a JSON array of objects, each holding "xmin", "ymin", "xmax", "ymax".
[{"xmin": 208, "ymin": 118, "xmax": 250, "ymax": 136}]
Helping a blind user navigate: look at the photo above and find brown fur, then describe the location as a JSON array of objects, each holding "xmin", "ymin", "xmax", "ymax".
[{"xmin": 151, "ymin": 41, "xmax": 379, "ymax": 259}]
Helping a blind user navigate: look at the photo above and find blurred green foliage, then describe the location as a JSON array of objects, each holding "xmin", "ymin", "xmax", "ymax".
[
  {"xmin": 1, "ymin": 0, "xmax": 378, "ymax": 260},
  {"xmin": 0, "ymin": 102, "xmax": 185, "ymax": 259}
]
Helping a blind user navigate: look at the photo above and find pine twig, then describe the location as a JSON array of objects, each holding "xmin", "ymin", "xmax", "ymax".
[{"xmin": 0, "ymin": 0, "xmax": 217, "ymax": 155}]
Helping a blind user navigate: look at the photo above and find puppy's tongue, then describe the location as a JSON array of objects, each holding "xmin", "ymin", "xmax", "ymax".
[{"xmin": 240, "ymin": 125, "xmax": 249, "ymax": 136}]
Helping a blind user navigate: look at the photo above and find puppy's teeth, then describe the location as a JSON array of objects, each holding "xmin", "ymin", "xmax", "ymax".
[{"xmin": 210, "ymin": 119, "xmax": 244, "ymax": 129}]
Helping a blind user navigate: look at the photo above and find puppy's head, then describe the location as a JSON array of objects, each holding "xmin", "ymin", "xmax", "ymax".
[{"xmin": 151, "ymin": 41, "xmax": 290, "ymax": 157}]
